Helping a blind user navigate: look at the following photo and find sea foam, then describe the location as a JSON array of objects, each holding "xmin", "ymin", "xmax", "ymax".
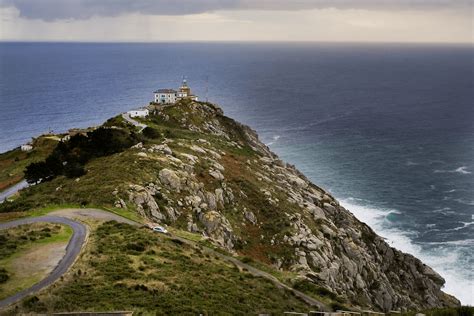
[
  {"xmin": 434, "ymin": 166, "xmax": 472, "ymax": 175},
  {"xmin": 341, "ymin": 199, "xmax": 473, "ymax": 305}
]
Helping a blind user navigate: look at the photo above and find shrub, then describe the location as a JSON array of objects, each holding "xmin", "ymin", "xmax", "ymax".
[
  {"xmin": 24, "ymin": 127, "xmax": 139, "ymax": 183},
  {"xmin": 0, "ymin": 268, "xmax": 9, "ymax": 283},
  {"xmin": 143, "ymin": 126, "xmax": 161, "ymax": 139}
]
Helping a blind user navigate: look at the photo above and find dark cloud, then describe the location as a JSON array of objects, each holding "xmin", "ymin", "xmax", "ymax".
[{"xmin": 1, "ymin": 0, "xmax": 471, "ymax": 20}]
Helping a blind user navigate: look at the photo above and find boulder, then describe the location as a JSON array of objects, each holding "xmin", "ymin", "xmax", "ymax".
[
  {"xmin": 159, "ymin": 168, "xmax": 181, "ymax": 191},
  {"xmin": 209, "ymin": 169, "xmax": 224, "ymax": 180},
  {"xmin": 244, "ymin": 210, "xmax": 257, "ymax": 225}
]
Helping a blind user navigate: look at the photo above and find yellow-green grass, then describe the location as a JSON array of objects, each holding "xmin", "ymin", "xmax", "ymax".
[
  {"xmin": 0, "ymin": 137, "xmax": 58, "ymax": 192},
  {"xmin": 0, "ymin": 204, "xmax": 143, "ymax": 227},
  {"xmin": 0, "ymin": 204, "xmax": 81, "ymax": 223},
  {"xmin": 10, "ymin": 221, "xmax": 310, "ymax": 315},
  {"xmin": 0, "ymin": 223, "xmax": 73, "ymax": 300}
]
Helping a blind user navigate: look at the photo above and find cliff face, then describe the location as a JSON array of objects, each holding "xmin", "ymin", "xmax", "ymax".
[
  {"xmin": 2, "ymin": 100, "xmax": 459, "ymax": 311},
  {"xmin": 115, "ymin": 101, "xmax": 459, "ymax": 311}
]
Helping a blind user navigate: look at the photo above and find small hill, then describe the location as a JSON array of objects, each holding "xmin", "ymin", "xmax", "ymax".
[{"xmin": 0, "ymin": 100, "xmax": 460, "ymax": 311}]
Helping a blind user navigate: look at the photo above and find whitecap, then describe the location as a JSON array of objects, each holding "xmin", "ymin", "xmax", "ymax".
[
  {"xmin": 433, "ymin": 207, "xmax": 452, "ymax": 213},
  {"xmin": 453, "ymin": 198, "xmax": 474, "ymax": 206},
  {"xmin": 434, "ymin": 166, "xmax": 472, "ymax": 175},
  {"xmin": 341, "ymin": 199, "xmax": 473, "ymax": 305},
  {"xmin": 406, "ymin": 160, "xmax": 419, "ymax": 166},
  {"xmin": 265, "ymin": 134, "xmax": 281, "ymax": 146},
  {"xmin": 452, "ymin": 221, "xmax": 474, "ymax": 231},
  {"xmin": 455, "ymin": 166, "xmax": 472, "ymax": 174}
]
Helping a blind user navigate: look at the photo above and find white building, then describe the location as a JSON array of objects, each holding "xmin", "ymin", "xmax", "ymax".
[
  {"xmin": 154, "ymin": 89, "xmax": 177, "ymax": 104},
  {"xmin": 21, "ymin": 144, "xmax": 33, "ymax": 152},
  {"xmin": 128, "ymin": 108, "xmax": 149, "ymax": 118},
  {"xmin": 154, "ymin": 79, "xmax": 198, "ymax": 104}
]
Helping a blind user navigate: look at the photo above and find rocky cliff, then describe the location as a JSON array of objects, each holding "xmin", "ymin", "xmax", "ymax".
[
  {"xmin": 1, "ymin": 100, "xmax": 460, "ymax": 311},
  {"xmin": 113, "ymin": 101, "xmax": 459, "ymax": 311}
]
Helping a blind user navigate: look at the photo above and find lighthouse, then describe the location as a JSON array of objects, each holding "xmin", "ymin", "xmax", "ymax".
[{"xmin": 153, "ymin": 78, "xmax": 199, "ymax": 104}]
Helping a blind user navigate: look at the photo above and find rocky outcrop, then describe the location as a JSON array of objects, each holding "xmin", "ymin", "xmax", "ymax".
[{"xmin": 124, "ymin": 101, "xmax": 459, "ymax": 311}]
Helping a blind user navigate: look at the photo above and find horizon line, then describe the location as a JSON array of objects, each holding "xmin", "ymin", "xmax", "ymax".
[{"xmin": 0, "ymin": 39, "xmax": 472, "ymax": 46}]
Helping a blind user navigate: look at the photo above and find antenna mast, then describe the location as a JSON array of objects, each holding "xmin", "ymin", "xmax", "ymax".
[{"xmin": 205, "ymin": 75, "xmax": 209, "ymax": 102}]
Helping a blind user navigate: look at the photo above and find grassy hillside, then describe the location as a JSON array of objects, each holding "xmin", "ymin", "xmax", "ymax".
[
  {"xmin": 6, "ymin": 221, "xmax": 309, "ymax": 315},
  {"xmin": 0, "ymin": 100, "xmax": 461, "ymax": 311},
  {"xmin": 0, "ymin": 136, "xmax": 58, "ymax": 192},
  {"xmin": 0, "ymin": 223, "xmax": 72, "ymax": 300}
]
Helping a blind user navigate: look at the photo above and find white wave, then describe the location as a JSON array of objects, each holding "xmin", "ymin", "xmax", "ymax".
[
  {"xmin": 453, "ymin": 198, "xmax": 474, "ymax": 206},
  {"xmin": 406, "ymin": 160, "xmax": 419, "ymax": 166},
  {"xmin": 444, "ymin": 189, "xmax": 457, "ymax": 193},
  {"xmin": 424, "ymin": 239, "xmax": 474, "ymax": 247},
  {"xmin": 452, "ymin": 221, "xmax": 474, "ymax": 231},
  {"xmin": 341, "ymin": 199, "xmax": 473, "ymax": 305},
  {"xmin": 455, "ymin": 166, "xmax": 472, "ymax": 174},
  {"xmin": 265, "ymin": 135, "xmax": 281, "ymax": 146},
  {"xmin": 434, "ymin": 166, "xmax": 472, "ymax": 175},
  {"xmin": 433, "ymin": 207, "xmax": 452, "ymax": 213}
]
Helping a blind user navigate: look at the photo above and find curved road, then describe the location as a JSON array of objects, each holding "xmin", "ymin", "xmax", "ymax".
[
  {"xmin": 0, "ymin": 216, "xmax": 87, "ymax": 309},
  {"xmin": 0, "ymin": 208, "xmax": 326, "ymax": 311},
  {"xmin": 122, "ymin": 113, "xmax": 147, "ymax": 132},
  {"xmin": 0, "ymin": 208, "xmax": 139, "ymax": 310}
]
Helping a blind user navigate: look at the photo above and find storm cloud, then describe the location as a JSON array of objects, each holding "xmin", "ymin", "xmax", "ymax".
[{"xmin": 0, "ymin": 0, "xmax": 471, "ymax": 20}]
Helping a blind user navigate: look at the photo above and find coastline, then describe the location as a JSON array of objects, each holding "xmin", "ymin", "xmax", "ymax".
[{"xmin": 0, "ymin": 101, "xmax": 462, "ymax": 309}]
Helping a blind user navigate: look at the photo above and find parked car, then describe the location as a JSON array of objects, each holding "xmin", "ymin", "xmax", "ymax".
[{"xmin": 152, "ymin": 225, "xmax": 169, "ymax": 234}]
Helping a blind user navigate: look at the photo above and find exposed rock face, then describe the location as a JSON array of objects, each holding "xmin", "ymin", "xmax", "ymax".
[
  {"xmin": 158, "ymin": 169, "xmax": 181, "ymax": 191},
  {"xmin": 125, "ymin": 101, "xmax": 459, "ymax": 311},
  {"xmin": 128, "ymin": 184, "xmax": 164, "ymax": 221}
]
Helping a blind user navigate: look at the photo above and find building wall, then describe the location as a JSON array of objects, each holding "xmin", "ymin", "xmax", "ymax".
[
  {"xmin": 129, "ymin": 109, "xmax": 149, "ymax": 118},
  {"xmin": 155, "ymin": 93, "xmax": 177, "ymax": 104}
]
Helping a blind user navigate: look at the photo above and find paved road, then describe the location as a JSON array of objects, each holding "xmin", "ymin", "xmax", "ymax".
[
  {"xmin": 122, "ymin": 113, "xmax": 147, "ymax": 132},
  {"xmin": 0, "ymin": 208, "xmax": 139, "ymax": 310},
  {"xmin": 0, "ymin": 208, "xmax": 326, "ymax": 311},
  {"xmin": 0, "ymin": 180, "xmax": 29, "ymax": 203},
  {"xmin": 0, "ymin": 216, "xmax": 87, "ymax": 309}
]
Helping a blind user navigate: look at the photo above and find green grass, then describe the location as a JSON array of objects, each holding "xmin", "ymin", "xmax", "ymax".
[
  {"xmin": 102, "ymin": 206, "xmax": 144, "ymax": 224},
  {"xmin": 0, "ymin": 222, "xmax": 73, "ymax": 300},
  {"xmin": 9, "ymin": 221, "xmax": 311, "ymax": 315},
  {"xmin": 0, "ymin": 136, "xmax": 58, "ymax": 192}
]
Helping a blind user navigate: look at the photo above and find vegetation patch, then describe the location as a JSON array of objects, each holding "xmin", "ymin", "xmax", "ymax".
[
  {"xmin": 9, "ymin": 221, "xmax": 310, "ymax": 315},
  {"xmin": 0, "ymin": 223, "xmax": 72, "ymax": 299},
  {"xmin": 25, "ymin": 127, "xmax": 140, "ymax": 184},
  {"xmin": 0, "ymin": 137, "xmax": 58, "ymax": 191}
]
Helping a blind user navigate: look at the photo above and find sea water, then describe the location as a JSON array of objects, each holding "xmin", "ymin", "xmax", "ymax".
[{"xmin": 0, "ymin": 42, "xmax": 472, "ymax": 304}]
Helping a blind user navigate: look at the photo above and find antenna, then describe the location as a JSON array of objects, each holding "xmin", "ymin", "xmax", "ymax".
[{"xmin": 205, "ymin": 75, "xmax": 209, "ymax": 102}]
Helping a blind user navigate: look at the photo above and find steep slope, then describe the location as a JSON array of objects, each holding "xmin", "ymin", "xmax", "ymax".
[{"xmin": 0, "ymin": 100, "xmax": 460, "ymax": 311}]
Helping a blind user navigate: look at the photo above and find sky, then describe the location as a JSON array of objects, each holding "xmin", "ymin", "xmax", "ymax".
[{"xmin": 0, "ymin": 0, "xmax": 472, "ymax": 43}]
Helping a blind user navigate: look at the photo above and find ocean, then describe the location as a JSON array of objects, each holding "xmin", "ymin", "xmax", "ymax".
[{"xmin": 0, "ymin": 42, "xmax": 472, "ymax": 304}]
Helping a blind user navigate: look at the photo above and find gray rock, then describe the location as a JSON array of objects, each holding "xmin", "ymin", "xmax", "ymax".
[
  {"xmin": 244, "ymin": 210, "xmax": 257, "ymax": 225},
  {"xmin": 159, "ymin": 168, "xmax": 181, "ymax": 191},
  {"xmin": 209, "ymin": 169, "xmax": 224, "ymax": 180}
]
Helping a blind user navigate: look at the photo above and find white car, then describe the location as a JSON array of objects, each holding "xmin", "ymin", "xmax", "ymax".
[{"xmin": 152, "ymin": 226, "xmax": 168, "ymax": 234}]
